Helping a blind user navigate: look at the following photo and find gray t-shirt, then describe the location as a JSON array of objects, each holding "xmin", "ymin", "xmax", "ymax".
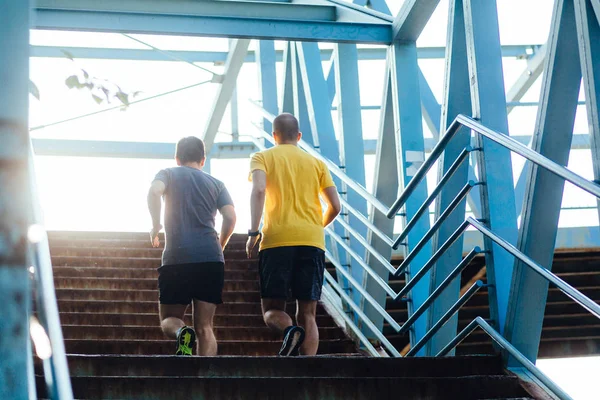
[{"xmin": 153, "ymin": 166, "xmax": 233, "ymax": 266}]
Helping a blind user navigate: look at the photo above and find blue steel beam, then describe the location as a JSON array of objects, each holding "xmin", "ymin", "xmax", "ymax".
[
  {"xmin": 30, "ymin": 44, "xmax": 544, "ymax": 62},
  {"xmin": 290, "ymin": 43, "xmax": 315, "ymax": 146},
  {"xmin": 280, "ymin": 42, "xmax": 294, "ymax": 114},
  {"xmin": 575, "ymin": 0, "xmax": 600, "ymax": 224},
  {"xmin": 256, "ymin": 40, "xmax": 278, "ymax": 137},
  {"xmin": 389, "ymin": 42, "xmax": 433, "ymax": 355},
  {"xmin": 505, "ymin": 0, "xmax": 581, "ymax": 365},
  {"xmin": 33, "ymin": 0, "xmax": 392, "ymax": 44},
  {"xmin": 463, "ymin": 0, "xmax": 518, "ymax": 335},
  {"xmin": 363, "ymin": 71, "xmax": 398, "ymax": 342},
  {"xmin": 334, "ymin": 43, "xmax": 369, "ymax": 308},
  {"xmin": 426, "ymin": 0, "xmax": 473, "ymax": 357},
  {"xmin": 202, "ymin": 39, "xmax": 250, "ymax": 154},
  {"xmin": 393, "ymin": 0, "xmax": 441, "ymax": 41},
  {"xmin": 0, "ymin": 1, "xmax": 34, "ymax": 399}
]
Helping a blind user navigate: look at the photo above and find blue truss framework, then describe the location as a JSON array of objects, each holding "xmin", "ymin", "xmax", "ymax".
[{"xmin": 3, "ymin": 0, "xmax": 600, "ymax": 398}]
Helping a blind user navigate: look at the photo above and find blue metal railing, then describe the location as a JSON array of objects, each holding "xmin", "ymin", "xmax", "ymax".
[{"xmin": 250, "ymin": 103, "xmax": 599, "ymax": 400}]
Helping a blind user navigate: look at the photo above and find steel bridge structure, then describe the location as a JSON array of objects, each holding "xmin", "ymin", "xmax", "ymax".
[{"xmin": 2, "ymin": 0, "xmax": 600, "ymax": 399}]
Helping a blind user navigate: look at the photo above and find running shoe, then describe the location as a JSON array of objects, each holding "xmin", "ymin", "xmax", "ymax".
[
  {"xmin": 279, "ymin": 326, "xmax": 305, "ymax": 356},
  {"xmin": 175, "ymin": 326, "xmax": 196, "ymax": 356}
]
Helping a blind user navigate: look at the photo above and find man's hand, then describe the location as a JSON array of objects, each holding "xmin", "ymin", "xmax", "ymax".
[
  {"xmin": 246, "ymin": 235, "xmax": 260, "ymax": 259},
  {"xmin": 150, "ymin": 225, "xmax": 162, "ymax": 248}
]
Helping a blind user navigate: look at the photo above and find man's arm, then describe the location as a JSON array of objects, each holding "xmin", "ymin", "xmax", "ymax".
[
  {"xmin": 147, "ymin": 180, "xmax": 166, "ymax": 247},
  {"xmin": 246, "ymin": 169, "xmax": 267, "ymax": 258},
  {"xmin": 219, "ymin": 205, "xmax": 236, "ymax": 250},
  {"xmin": 321, "ymin": 186, "xmax": 341, "ymax": 227}
]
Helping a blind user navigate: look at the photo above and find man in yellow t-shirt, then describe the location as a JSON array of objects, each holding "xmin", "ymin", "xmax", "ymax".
[{"xmin": 246, "ymin": 113, "xmax": 341, "ymax": 356}]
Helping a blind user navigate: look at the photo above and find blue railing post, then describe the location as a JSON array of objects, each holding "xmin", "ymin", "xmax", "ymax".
[
  {"xmin": 463, "ymin": 0, "xmax": 518, "ymax": 335},
  {"xmin": 427, "ymin": 0, "xmax": 473, "ymax": 356},
  {"xmin": 0, "ymin": 1, "xmax": 34, "ymax": 398},
  {"xmin": 504, "ymin": 0, "xmax": 582, "ymax": 365}
]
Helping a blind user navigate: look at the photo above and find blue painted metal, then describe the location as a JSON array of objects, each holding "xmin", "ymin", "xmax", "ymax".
[
  {"xmin": 575, "ymin": 0, "xmax": 600, "ymax": 224},
  {"xmin": 256, "ymin": 40, "xmax": 278, "ymax": 150},
  {"xmin": 30, "ymin": 44, "xmax": 543, "ymax": 62},
  {"xmin": 389, "ymin": 41, "xmax": 433, "ymax": 354},
  {"xmin": 0, "ymin": 1, "xmax": 33, "ymax": 398},
  {"xmin": 505, "ymin": 0, "xmax": 582, "ymax": 365},
  {"xmin": 463, "ymin": 0, "xmax": 518, "ymax": 335},
  {"xmin": 363, "ymin": 71, "xmax": 399, "ymax": 342},
  {"xmin": 393, "ymin": 0, "xmax": 441, "ymax": 41},
  {"xmin": 427, "ymin": 0, "xmax": 473, "ymax": 357},
  {"xmin": 290, "ymin": 44, "xmax": 315, "ymax": 146},
  {"xmin": 280, "ymin": 42, "xmax": 294, "ymax": 114},
  {"xmin": 33, "ymin": 3, "xmax": 393, "ymax": 44},
  {"xmin": 334, "ymin": 43, "xmax": 369, "ymax": 308}
]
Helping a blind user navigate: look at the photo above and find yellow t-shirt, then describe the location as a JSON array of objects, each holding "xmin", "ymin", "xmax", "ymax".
[{"xmin": 249, "ymin": 144, "xmax": 336, "ymax": 251}]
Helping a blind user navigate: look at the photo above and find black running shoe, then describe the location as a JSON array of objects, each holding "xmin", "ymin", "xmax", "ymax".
[
  {"xmin": 175, "ymin": 326, "xmax": 196, "ymax": 356},
  {"xmin": 279, "ymin": 326, "xmax": 305, "ymax": 356}
]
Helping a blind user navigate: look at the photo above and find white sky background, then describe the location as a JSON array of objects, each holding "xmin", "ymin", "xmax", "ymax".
[{"xmin": 28, "ymin": 1, "xmax": 599, "ymax": 397}]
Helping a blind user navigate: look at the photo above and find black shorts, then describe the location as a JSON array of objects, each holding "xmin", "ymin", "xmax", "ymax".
[
  {"xmin": 158, "ymin": 262, "xmax": 224, "ymax": 305},
  {"xmin": 258, "ymin": 246, "xmax": 326, "ymax": 301}
]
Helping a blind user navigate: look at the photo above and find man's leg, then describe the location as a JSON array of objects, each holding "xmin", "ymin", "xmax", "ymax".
[
  {"xmin": 296, "ymin": 300, "xmax": 319, "ymax": 355},
  {"xmin": 261, "ymin": 298, "xmax": 293, "ymax": 334},
  {"xmin": 192, "ymin": 299, "xmax": 218, "ymax": 356},
  {"xmin": 159, "ymin": 304, "xmax": 188, "ymax": 339}
]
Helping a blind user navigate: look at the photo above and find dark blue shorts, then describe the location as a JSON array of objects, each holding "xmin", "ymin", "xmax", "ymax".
[
  {"xmin": 258, "ymin": 246, "xmax": 326, "ymax": 301},
  {"xmin": 157, "ymin": 262, "xmax": 224, "ymax": 305}
]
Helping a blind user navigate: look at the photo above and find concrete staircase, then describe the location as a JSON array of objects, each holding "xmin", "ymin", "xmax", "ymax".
[{"xmin": 36, "ymin": 231, "xmax": 541, "ymax": 399}]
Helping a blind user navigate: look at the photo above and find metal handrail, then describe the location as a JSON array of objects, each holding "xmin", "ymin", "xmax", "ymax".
[
  {"xmin": 324, "ymin": 271, "xmax": 401, "ymax": 357},
  {"xmin": 438, "ymin": 317, "xmax": 573, "ymax": 400},
  {"xmin": 388, "ymin": 114, "xmax": 600, "ymax": 218},
  {"xmin": 467, "ymin": 217, "xmax": 600, "ymax": 318},
  {"xmin": 27, "ymin": 145, "xmax": 73, "ymax": 399},
  {"xmin": 405, "ymin": 281, "xmax": 485, "ymax": 356}
]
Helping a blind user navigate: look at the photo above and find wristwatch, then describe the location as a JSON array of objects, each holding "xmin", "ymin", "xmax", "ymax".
[{"xmin": 248, "ymin": 230, "xmax": 261, "ymax": 237}]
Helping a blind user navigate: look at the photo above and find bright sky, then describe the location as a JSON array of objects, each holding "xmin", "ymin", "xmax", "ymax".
[{"xmin": 28, "ymin": 1, "xmax": 599, "ymax": 397}]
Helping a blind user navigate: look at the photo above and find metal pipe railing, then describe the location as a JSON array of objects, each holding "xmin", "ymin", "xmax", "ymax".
[
  {"xmin": 395, "ymin": 147, "xmax": 473, "ymax": 245},
  {"xmin": 398, "ymin": 248, "xmax": 481, "ymax": 335},
  {"xmin": 338, "ymin": 195, "xmax": 394, "ymax": 247},
  {"xmin": 326, "ymin": 229, "xmax": 397, "ymax": 297},
  {"xmin": 468, "ymin": 217, "xmax": 600, "ymax": 319},
  {"xmin": 437, "ymin": 317, "xmax": 573, "ymax": 400},
  {"xmin": 324, "ymin": 271, "xmax": 401, "ymax": 357},
  {"xmin": 394, "ymin": 221, "xmax": 473, "ymax": 296},
  {"xmin": 333, "ymin": 216, "xmax": 396, "ymax": 276},
  {"xmin": 320, "ymin": 285, "xmax": 381, "ymax": 357},
  {"xmin": 27, "ymin": 144, "xmax": 73, "ymax": 399},
  {"xmin": 388, "ymin": 114, "xmax": 600, "ymax": 218},
  {"xmin": 405, "ymin": 281, "xmax": 485, "ymax": 357},
  {"xmin": 325, "ymin": 250, "xmax": 401, "ymax": 332}
]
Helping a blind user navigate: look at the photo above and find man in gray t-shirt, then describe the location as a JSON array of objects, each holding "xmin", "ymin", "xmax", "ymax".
[{"xmin": 147, "ymin": 136, "xmax": 236, "ymax": 356}]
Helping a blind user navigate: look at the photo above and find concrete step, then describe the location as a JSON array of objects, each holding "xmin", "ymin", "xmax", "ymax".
[
  {"xmin": 56, "ymin": 300, "xmax": 329, "ymax": 315},
  {"xmin": 52, "ymin": 266, "xmax": 258, "ymax": 280},
  {"xmin": 57, "ymin": 312, "xmax": 337, "ymax": 327},
  {"xmin": 51, "ymin": 255, "xmax": 257, "ymax": 269},
  {"xmin": 37, "ymin": 375, "xmax": 529, "ymax": 400},
  {"xmin": 63, "ymin": 338, "xmax": 357, "ymax": 356},
  {"xmin": 58, "ymin": 354, "xmax": 504, "ymax": 378},
  {"xmin": 54, "ymin": 277, "xmax": 260, "ymax": 291},
  {"xmin": 61, "ymin": 325, "xmax": 347, "ymax": 341},
  {"xmin": 55, "ymin": 288, "xmax": 261, "ymax": 302}
]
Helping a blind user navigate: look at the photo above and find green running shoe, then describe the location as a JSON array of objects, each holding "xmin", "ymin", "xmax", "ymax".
[{"xmin": 175, "ymin": 326, "xmax": 196, "ymax": 356}]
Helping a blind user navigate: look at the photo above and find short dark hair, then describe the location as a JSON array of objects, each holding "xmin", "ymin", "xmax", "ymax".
[
  {"xmin": 176, "ymin": 136, "xmax": 205, "ymax": 163},
  {"xmin": 273, "ymin": 113, "xmax": 299, "ymax": 141}
]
